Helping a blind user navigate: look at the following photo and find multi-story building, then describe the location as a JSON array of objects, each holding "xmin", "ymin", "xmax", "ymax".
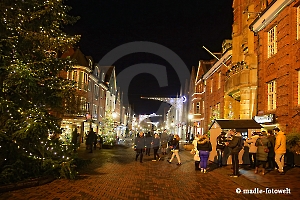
[
  {"xmin": 60, "ymin": 48, "xmax": 93, "ymax": 141},
  {"xmin": 189, "ymin": 41, "xmax": 232, "ymax": 134},
  {"xmin": 59, "ymin": 49, "xmax": 124, "ymax": 143},
  {"xmin": 250, "ymin": 0, "xmax": 300, "ymax": 133}
]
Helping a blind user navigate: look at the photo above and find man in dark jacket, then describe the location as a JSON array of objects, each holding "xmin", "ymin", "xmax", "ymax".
[
  {"xmin": 226, "ymin": 130, "xmax": 243, "ymax": 177},
  {"xmin": 216, "ymin": 132, "xmax": 227, "ymax": 167},
  {"xmin": 135, "ymin": 132, "xmax": 146, "ymax": 163},
  {"xmin": 88, "ymin": 130, "xmax": 96, "ymax": 153}
]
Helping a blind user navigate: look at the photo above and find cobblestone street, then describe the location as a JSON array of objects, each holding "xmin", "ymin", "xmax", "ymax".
[{"xmin": 0, "ymin": 142, "xmax": 299, "ymax": 200}]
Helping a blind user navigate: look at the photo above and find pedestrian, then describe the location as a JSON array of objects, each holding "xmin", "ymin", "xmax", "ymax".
[
  {"xmin": 134, "ymin": 132, "xmax": 146, "ymax": 163},
  {"xmin": 246, "ymin": 132, "xmax": 259, "ymax": 169},
  {"xmin": 255, "ymin": 131, "xmax": 271, "ymax": 175},
  {"xmin": 93, "ymin": 133, "xmax": 98, "ymax": 150},
  {"xmin": 145, "ymin": 132, "xmax": 152, "ymax": 156},
  {"xmin": 168, "ymin": 134, "xmax": 182, "ymax": 165},
  {"xmin": 197, "ymin": 134, "xmax": 212, "ymax": 173},
  {"xmin": 274, "ymin": 127, "xmax": 286, "ymax": 174},
  {"xmin": 216, "ymin": 131, "xmax": 227, "ymax": 167},
  {"xmin": 152, "ymin": 134, "xmax": 161, "ymax": 161},
  {"xmin": 160, "ymin": 129, "xmax": 168, "ymax": 155},
  {"xmin": 192, "ymin": 134, "xmax": 201, "ymax": 170},
  {"xmin": 99, "ymin": 135, "xmax": 103, "ymax": 149},
  {"xmin": 226, "ymin": 130, "xmax": 243, "ymax": 177},
  {"xmin": 267, "ymin": 130, "xmax": 276, "ymax": 170},
  {"xmin": 87, "ymin": 130, "xmax": 96, "ymax": 153}
]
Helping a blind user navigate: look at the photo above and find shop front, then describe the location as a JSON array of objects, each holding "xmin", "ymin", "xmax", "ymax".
[{"xmin": 209, "ymin": 119, "xmax": 262, "ymax": 165}]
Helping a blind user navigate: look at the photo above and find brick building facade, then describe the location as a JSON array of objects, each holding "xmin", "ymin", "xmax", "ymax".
[{"xmin": 250, "ymin": 0, "xmax": 300, "ymax": 133}]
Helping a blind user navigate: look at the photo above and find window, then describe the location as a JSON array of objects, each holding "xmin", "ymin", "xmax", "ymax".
[
  {"xmin": 202, "ymin": 100, "xmax": 204, "ymax": 114},
  {"xmin": 93, "ymin": 104, "xmax": 97, "ymax": 119},
  {"xmin": 267, "ymin": 80, "xmax": 276, "ymax": 110},
  {"xmin": 88, "ymin": 80, "xmax": 91, "ymax": 91},
  {"xmin": 80, "ymin": 97, "xmax": 88, "ymax": 113},
  {"xmin": 218, "ymin": 72, "xmax": 221, "ymax": 89},
  {"xmin": 297, "ymin": 6, "xmax": 300, "ymax": 40},
  {"xmin": 298, "ymin": 70, "xmax": 300, "ymax": 105},
  {"xmin": 78, "ymin": 71, "xmax": 84, "ymax": 89},
  {"xmin": 196, "ymin": 102, "xmax": 200, "ymax": 114},
  {"xmin": 94, "ymin": 85, "xmax": 99, "ymax": 100},
  {"xmin": 268, "ymin": 26, "xmax": 277, "ymax": 58},
  {"xmin": 210, "ymin": 78, "xmax": 213, "ymax": 93}
]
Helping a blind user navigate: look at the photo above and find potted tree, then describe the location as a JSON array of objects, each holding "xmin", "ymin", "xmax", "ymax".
[{"xmin": 286, "ymin": 131, "xmax": 300, "ymax": 166}]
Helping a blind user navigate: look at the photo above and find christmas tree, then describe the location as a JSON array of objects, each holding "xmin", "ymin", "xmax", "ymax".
[
  {"xmin": 0, "ymin": 0, "xmax": 81, "ymax": 184},
  {"xmin": 101, "ymin": 110, "xmax": 117, "ymax": 146}
]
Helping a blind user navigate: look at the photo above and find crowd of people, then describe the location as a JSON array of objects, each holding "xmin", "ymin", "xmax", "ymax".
[
  {"xmin": 211, "ymin": 127, "xmax": 286, "ymax": 177},
  {"xmin": 81, "ymin": 127, "xmax": 287, "ymax": 178}
]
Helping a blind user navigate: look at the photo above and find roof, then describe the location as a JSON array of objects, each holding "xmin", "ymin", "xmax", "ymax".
[{"xmin": 209, "ymin": 119, "xmax": 262, "ymax": 130}]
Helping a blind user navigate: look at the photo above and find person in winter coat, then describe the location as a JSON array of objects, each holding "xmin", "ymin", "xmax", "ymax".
[
  {"xmin": 226, "ymin": 130, "xmax": 243, "ymax": 177},
  {"xmin": 168, "ymin": 134, "xmax": 181, "ymax": 165},
  {"xmin": 255, "ymin": 131, "xmax": 271, "ymax": 175},
  {"xmin": 274, "ymin": 128, "xmax": 286, "ymax": 174},
  {"xmin": 197, "ymin": 134, "xmax": 212, "ymax": 173},
  {"xmin": 267, "ymin": 130, "xmax": 276, "ymax": 170},
  {"xmin": 145, "ymin": 132, "xmax": 152, "ymax": 156},
  {"xmin": 192, "ymin": 134, "xmax": 201, "ymax": 170},
  {"xmin": 246, "ymin": 133, "xmax": 259, "ymax": 169},
  {"xmin": 216, "ymin": 132, "xmax": 227, "ymax": 167},
  {"xmin": 152, "ymin": 134, "xmax": 161, "ymax": 161},
  {"xmin": 135, "ymin": 132, "xmax": 146, "ymax": 163},
  {"xmin": 160, "ymin": 129, "xmax": 168, "ymax": 155}
]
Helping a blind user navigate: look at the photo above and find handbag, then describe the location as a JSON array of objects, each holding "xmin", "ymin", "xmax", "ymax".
[
  {"xmin": 190, "ymin": 149, "xmax": 196, "ymax": 155},
  {"xmin": 259, "ymin": 139, "xmax": 269, "ymax": 153}
]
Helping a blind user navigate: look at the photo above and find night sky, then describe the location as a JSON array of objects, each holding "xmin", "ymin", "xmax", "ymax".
[{"xmin": 64, "ymin": 0, "xmax": 233, "ymax": 116}]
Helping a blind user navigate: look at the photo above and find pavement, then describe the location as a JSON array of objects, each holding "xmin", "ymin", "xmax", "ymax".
[{"xmin": 0, "ymin": 139, "xmax": 299, "ymax": 200}]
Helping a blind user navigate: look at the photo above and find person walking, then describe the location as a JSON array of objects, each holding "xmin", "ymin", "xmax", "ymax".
[
  {"xmin": 168, "ymin": 134, "xmax": 181, "ymax": 165},
  {"xmin": 134, "ymin": 132, "xmax": 146, "ymax": 163},
  {"xmin": 246, "ymin": 133, "xmax": 259, "ymax": 169},
  {"xmin": 267, "ymin": 130, "xmax": 276, "ymax": 170},
  {"xmin": 152, "ymin": 134, "xmax": 161, "ymax": 161},
  {"xmin": 145, "ymin": 132, "xmax": 152, "ymax": 156},
  {"xmin": 274, "ymin": 127, "xmax": 286, "ymax": 174},
  {"xmin": 192, "ymin": 134, "xmax": 201, "ymax": 170},
  {"xmin": 87, "ymin": 130, "xmax": 96, "ymax": 153},
  {"xmin": 197, "ymin": 134, "xmax": 212, "ymax": 173},
  {"xmin": 160, "ymin": 129, "xmax": 168, "ymax": 155},
  {"xmin": 216, "ymin": 132, "xmax": 227, "ymax": 167},
  {"xmin": 255, "ymin": 132, "xmax": 271, "ymax": 175},
  {"xmin": 226, "ymin": 130, "xmax": 243, "ymax": 177}
]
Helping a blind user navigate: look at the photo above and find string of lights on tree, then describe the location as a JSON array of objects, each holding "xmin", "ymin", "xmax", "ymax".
[{"xmin": 0, "ymin": 0, "xmax": 81, "ymax": 183}]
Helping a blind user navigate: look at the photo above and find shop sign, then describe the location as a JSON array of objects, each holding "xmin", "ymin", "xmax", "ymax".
[{"xmin": 253, "ymin": 114, "xmax": 274, "ymax": 124}]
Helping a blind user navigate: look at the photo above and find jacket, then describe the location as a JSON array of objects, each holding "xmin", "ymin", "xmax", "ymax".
[
  {"xmin": 135, "ymin": 136, "xmax": 146, "ymax": 149},
  {"xmin": 255, "ymin": 136, "xmax": 270, "ymax": 161},
  {"xmin": 216, "ymin": 134, "xmax": 227, "ymax": 150},
  {"xmin": 197, "ymin": 138, "xmax": 212, "ymax": 151},
  {"xmin": 152, "ymin": 137, "xmax": 160, "ymax": 149},
  {"xmin": 227, "ymin": 133, "xmax": 242, "ymax": 154},
  {"xmin": 170, "ymin": 138, "xmax": 179, "ymax": 150},
  {"xmin": 267, "ymin": 135, "xmax": 276, "ymax": 157},
  {"xmin": 274, "ymin": 131, "xmax": 286, "ymax": 154},
  {"xmin": 246, "ymin": 135, "xmax": 259, "ymax": 153}
]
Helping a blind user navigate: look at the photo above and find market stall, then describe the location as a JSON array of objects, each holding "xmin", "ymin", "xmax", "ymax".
[{"xmin": 209, "ymin": 119, "xmax": 262, "ymax": 164}]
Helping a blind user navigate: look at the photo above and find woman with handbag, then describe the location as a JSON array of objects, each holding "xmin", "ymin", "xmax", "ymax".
[
  {"xmin": 197, "ymin": 134, "xmax": 212, "ymax": 173},
  {"xmin": 168, "ymin": 134, "xmax": 181, "ymax": 165},
  {"xmin": 192, "ymin": 134, "xmax": 201, "ymax": 170},
  {"xmin": 255, "ymin": 131, "xmax": 271, "ymax": 175}
]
